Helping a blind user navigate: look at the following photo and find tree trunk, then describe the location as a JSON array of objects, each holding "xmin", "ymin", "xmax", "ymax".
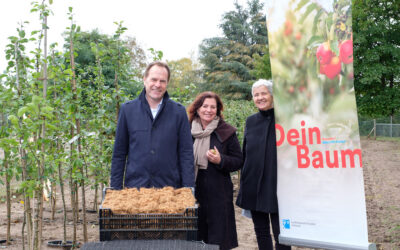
[
  {"xmin": 69, "ymin": 135, "xmax": 77, "ymax": 247},
  {"xmin": 69, "ymin": 17, "xmax": 87, "ymax": 243},
  {"xmin": 115, "ymin": 71, "xmax": 120, "ymax": 124},
  {"xmin": 5, "ymin": 152, "xmax": 11, "ymax": 245},
  {"xmin": 22, "ymin": 212, "xmax": 26, "ymax": 250},
  {"xmin": 21, "ymin": 149, "xmax": 32, "ymax": 250},
  {"xmin": 15, "ymin": 37, "xmax": 32, "ymax": 250},
  {"xmin": 57, "ymin": 139, "xmax": 67, "ymax": 244},
  {"xmin": 33, "ymin": 154, "xmax": 43, "ymax": 250},
  {"xmin": 50, "ymin": 173, "xmax": 57, "ymax": 220},
  {"xmin": 78, "ymin": 134, "xmax": 88, "ymax": 242},
  {"xmin": 38, "ymin": 12, "xmax": 48, "ymax": 250},
  {"xmin": 2, "ymin": 111, "xmax": 11, "ymax": 245}
]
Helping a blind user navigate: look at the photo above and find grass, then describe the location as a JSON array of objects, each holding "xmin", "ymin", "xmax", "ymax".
[
  {"xmin": 375, "ymin": 136, "xmax": 400, "ymax": 142},
  {"xmin": 360, "ymin": 136, "xmax": 400, "ymax": 142}
]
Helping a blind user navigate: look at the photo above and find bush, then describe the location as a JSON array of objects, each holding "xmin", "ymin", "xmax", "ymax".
[{"xmin": 222, "ymin": 99, "xmax": 257, "ymax": 146}]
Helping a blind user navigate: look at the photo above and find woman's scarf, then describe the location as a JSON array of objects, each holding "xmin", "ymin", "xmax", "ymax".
[{"xmin": 191, "ymin": 116, "xmax": 220, "ymax": 178}]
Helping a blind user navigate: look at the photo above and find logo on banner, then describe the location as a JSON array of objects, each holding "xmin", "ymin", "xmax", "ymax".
[{"xmin": 283, "ymin": 219, "xmax": 291, "ymax": 229}]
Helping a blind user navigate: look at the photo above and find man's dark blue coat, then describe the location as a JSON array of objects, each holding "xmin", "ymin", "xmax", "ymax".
[{"xmin": 110, "ymin": 89, "xmax": 194, "ymax": 189}]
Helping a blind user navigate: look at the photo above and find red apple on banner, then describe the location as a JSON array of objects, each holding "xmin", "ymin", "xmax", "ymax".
[
  {"xmin": 284, "ymin": 20, "xmax": 293, "ymax": 36},
  {"xmin": 339, "ymin": 40, "xmax": 353, "ymax": 64},
  {"xmin": 324, "ymin": 57, "xmax": 341, "ymax": 79},
  {"xmin": 316, "ymin": 42, "xmax": 334, "ymax": 65}
]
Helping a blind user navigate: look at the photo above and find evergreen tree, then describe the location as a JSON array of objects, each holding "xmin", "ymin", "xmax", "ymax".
[{"xmin": 199, "ymin": 0, "xmax": 268, "ymax": 99}]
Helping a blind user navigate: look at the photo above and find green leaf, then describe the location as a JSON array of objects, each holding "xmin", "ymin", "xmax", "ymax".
[
  {"xmin": 312, "ymin": 9, "xmax": 324, "ymax": 34},
  {"xmin": 8, "ymin": 115, "xmax": 19, "ymax": 125},
  {"xmin": 42, "ymin": 106, "xmax": 54, "ymax": 113},
  {"xmin": 300, "ymin": 3, "xmax": 318, "ymax": 24},
  {"xmin": 295, "ymin": 0, "xmax": 309, "ymax": 11},
  {"xmin": 8, "ymin": 61, "xmax": 15, "ymax": 68},
  {"xmin": 45, "ymin": 122, "xmax": 58, "ymax": 131},
  {"xmin": 17, "ymin": 107, "xmax": 29, "ymax": 117},
  {"xmin": 331, "ymin": 39, "xmax": 339, "ymax": 56},
  {"xmin": 1, "ymin": 138, "xmax": 18, "ymax": 146},
  {"xmin": 307, "ymin": 36, "xmax": 324, "ymax": 49},
  {"xmin": 8, "ymin": 36, "xmax": 18, "ymax": 42},
  {"xmin": 326, "ymin": 12, "xmax": 333, "ymax": 31},
  {"xmin": 23, "ymin": 117, "xmax": 33, "ymax": 124},
  {"xmin": 26, "ymin": 103, "xmax": 39, "ymax": 115},
  {"xmin": 32, "ymin": 95, "xmax": 42, "ymax": 105},
  {"xmin": 64, "ymin": 68, "xmax": 73, "ymax": 75},
  {"xmin": 19, "ymin": 30, "xmax": 26, "ymax": 38}
]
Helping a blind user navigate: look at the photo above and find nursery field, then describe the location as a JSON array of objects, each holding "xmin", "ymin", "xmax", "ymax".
[{"xmin": 0, "ymin": 138, "xmax": 399, "ymax": 249}]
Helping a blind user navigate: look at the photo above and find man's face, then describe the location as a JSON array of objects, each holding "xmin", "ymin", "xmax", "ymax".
[{"xmin": 143, "ymin": 65, "xmax": 168, "ymax": 104}]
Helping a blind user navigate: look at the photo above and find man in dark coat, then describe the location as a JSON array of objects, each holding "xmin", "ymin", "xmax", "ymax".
[
  {"xmin": 110, "ymin": 61, "xmax": 194, "ymax": 189},
  {"xmin": 236, "ymin": 79, "xmax": 291, "ymax": 250}
]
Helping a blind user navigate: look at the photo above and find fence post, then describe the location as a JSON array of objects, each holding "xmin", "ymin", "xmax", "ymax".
[
  {"xmin": 390, "ymin": 116, "xmax": 393, "ymax": 137},
  {"xmin": 374, "ymin": 119, "xmax": 376, "ymax": 139}
]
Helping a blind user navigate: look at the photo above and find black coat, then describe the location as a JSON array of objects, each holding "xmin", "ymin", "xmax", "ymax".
[
  {"xmin": 194, "ymin": 120, "xmax": 243, "ymax": 250},
  {"xmin": 236, "ymin": 108, "xmax": 278, "ymax": 213}
]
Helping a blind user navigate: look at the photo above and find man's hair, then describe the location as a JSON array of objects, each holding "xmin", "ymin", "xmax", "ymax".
[
  {"xmin": 144, "ymin": 61, "xmax": 171, "ymax": 82},
  {"xmin": 252, "ymin": 79, "xmax": 273, "ymax": 97},
  {"xmin": 187, "ymin": 91, "xmax": 224, "ymax": 123}
]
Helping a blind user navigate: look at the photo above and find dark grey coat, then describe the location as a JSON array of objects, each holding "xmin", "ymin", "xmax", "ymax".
[{"xmin": 236, "ymin": 108, "xmax": 279, "ymax": 213}]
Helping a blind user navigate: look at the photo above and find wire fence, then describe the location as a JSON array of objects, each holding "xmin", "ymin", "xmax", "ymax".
[{"xmin": 359, "ymin": 115, "xmax": 400, "ymax": 137}]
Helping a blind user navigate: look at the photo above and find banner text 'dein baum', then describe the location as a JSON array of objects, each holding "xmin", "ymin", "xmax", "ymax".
[{"xmin": 276, "ymin": 121, "xmax": 362, "ymax": 169}]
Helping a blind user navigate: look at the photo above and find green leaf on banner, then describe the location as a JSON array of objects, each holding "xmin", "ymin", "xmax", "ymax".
[
  {"xmin": 307, "ymin": 36, "xmax": 324, "ymax": 49},
  {"xmin": 313, "ymin": 9, "xmax": 324, "ymax": 34},
  {"xmin": 300, "ymin": 3, "xmax": 317, "ymax": 24},
  {"xmin": 331, "ymin": 39, "xmax": 339, "ymax": 56},
  {"xmin": 295, "ymin": 0, "xmax": 309, "ymax": 12}
]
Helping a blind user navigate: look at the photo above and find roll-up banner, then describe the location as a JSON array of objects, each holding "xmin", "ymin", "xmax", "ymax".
[{"xmin": 265, "ymin": 0, "xmax": 375, "ymax": 249}]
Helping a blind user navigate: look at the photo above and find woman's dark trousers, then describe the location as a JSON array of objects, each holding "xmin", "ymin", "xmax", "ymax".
[{"xmin": 250, "ymin": 210, "xmax": 291, "ymax": 250}]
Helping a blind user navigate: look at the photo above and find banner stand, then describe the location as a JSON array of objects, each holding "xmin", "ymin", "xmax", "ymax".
[
  {"xmin": 279, "ymin": 236, "xmax": 377, "ymax": 250},
  {"xmin": 266, "ymin": 0, "xmax": 374, "ymax": 248}
]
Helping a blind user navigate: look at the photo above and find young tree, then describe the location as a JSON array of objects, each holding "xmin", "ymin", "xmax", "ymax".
[{"xmin": 167, "ymin": 57, "xmax": 201, "ymax": 105}]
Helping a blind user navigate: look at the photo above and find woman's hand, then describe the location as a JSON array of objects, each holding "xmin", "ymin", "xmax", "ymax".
[{"xmin": 206, "ymin": 146, "xmax": 221, "ymax": 164}]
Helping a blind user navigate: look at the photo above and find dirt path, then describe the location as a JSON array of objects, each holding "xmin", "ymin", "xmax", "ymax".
[{"xmin": 0, "ymin": 138, "xmax": 399, "ymax": 249}]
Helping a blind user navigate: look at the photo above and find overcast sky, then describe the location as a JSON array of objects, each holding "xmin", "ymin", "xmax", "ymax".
[{"xmin": 0, "ymin": 0, "xmax": 253, "ymax": 71}]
